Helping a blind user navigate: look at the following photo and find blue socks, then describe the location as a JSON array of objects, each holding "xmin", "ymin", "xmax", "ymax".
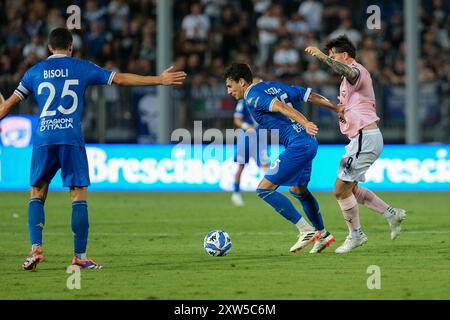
[
  {"xmin": 290, "ymin": 190, "xmax": 324, "ymax": 231},
  {"xmin": 256, "ymin": 188, "xmax": 301, "ymax": 224},
  {"xmin": 234, "ymin": 182, "xmax": 240, "ymax": 193},
  {"xmin": 28, "ymin": 198, "xmax": 45, "ymax": 245},
  {"xmin": 28, "ymin": 198, "xmax": 90, "ymax": 255},
  {"xmin": 71, "ymin": 201, "xmax": 89, "ymax": 255}
]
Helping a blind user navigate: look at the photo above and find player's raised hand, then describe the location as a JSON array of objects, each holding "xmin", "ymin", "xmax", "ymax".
[
  {"xmin": 160, "ymin": 66, "xmax": 187, "ymax": 85},
  {"xmin": 305, "ymin": 46, "xmax": 326, "ymax": 59},
  {"xmin": 305, "ymin": 121, "xmax": 319, "ymax": 136}
]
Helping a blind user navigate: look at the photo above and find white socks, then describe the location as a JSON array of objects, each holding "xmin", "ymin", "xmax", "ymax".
[
  {"xmin": 383, "ymin": 207, "xmax": 396, "ymax": 221},
  {"xmin": 76, "ymin": 253, "xmax": 87, "ymax": 260},
  {"xmin": 295, "ymin": 217, "xmax": 315, "ymax": 232},
  {"xmin": 350, "ymin": 228, "xmax": 364, "ymax": 239}
]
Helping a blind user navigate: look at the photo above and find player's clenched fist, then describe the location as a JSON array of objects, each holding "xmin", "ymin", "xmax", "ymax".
[{"xmin": 304, "ymin": 121, "xmax": 319, "ymax": 136}]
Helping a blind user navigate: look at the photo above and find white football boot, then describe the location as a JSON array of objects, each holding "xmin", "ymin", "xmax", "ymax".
[
  {"xmin": 290, "ymin": 230, "xmax": 320, "ymax": 253},
  {"xmin": 309, "ymin": 232, "xmax": 336, "ymax": 253},
  {"xmin": 335, "ymin": 233, "xmax": 368, "ymax": 253},
  {"xmin": 388, "ymin": 208, "xmax": 406, "ymax": 240},
  {"xmin": 231, "ymin": 193, "xmax": 244, "ymax": 207}
]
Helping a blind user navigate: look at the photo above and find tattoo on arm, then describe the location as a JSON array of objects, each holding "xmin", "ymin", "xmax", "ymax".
[{"xmin": 322, "ymin": 56, "xmax": 359, "ymax": 83}]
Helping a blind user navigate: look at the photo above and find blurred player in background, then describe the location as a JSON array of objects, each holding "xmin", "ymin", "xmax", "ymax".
[
  {"xmin": 232, "ymin": 77, "xmax": 269, "ymax": 207},
  {"xmin": 0, "ymin": 28, "xmax": 186, "ymax": 270},
  {"xmin": 224, "ymin": 63, "xmax": 342, "ymax": 254},
  {"xmin": 305, "ymin": 35, "xmax": 406, "ymax": 253}
]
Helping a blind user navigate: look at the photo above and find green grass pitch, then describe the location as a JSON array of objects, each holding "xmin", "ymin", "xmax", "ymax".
[{"xmin": 0, "ymin": 191, "xmax": 449, "ymax": 300}]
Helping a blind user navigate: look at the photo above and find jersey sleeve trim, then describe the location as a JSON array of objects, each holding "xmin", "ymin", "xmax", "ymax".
[
  {"xmin": 269, "ymin": 97, "xmax": 277, "ymax": 112},
  {"xmin": 303, "ymin": 87, "xmax": 312, "ymax": 102},
  {"xmin": 14, "ymin": 83, "xmax": 30, "ymax": 100},
  {"xmin": 107, "ymin": 72, "xmax": 116, "ymax": 85},
  {"xmin": 13, "ymin": 91, "xmax": 26, "ymax": 101}
]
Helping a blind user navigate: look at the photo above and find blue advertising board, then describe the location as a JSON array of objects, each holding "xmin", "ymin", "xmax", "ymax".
[{"xmin": 1, "ymin": 144, "xmax": 449, "ymax": 191}]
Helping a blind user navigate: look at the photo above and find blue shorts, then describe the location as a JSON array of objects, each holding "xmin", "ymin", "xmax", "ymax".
[
  {"xmin": 30, "ymin": 145, "xmax": 90, "ymax": 187},
  {"xmin": 265, "ymin": 137, "xmax": 318, "ymax": 187},
  {"xmin": 234, "ymin": 131, "xmax": 268, "ymax": 165}
]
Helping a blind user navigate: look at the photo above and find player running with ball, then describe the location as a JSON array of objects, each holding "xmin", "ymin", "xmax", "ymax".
[
  {"xmin": 224, "ymin": 63, "xmax": 342, "ymax": 254},
  {"xmin": 0, "ymin": 28, "xmax": 186, "ymax": 270},
  {"xmin": 305, "ymin": 35, "xmax": 406, "ymax": 253}
]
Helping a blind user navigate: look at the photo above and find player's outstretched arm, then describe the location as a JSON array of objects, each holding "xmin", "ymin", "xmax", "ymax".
[
  {"xmin": 271, "ymin": 100, "xmax": 318, "ymax": 136},
  {"xmin": 0, "ymin": 94, "xmax": 21, "ymax": 121},
  {"xmin": 112, "ymin": 66, "xmax": 187, "ymax": 86},
  {"xmin": 308, "ymin": 92, "xmax": 344, "ymax": 117},
  {"xmin": 304, "ymin": 47, "xmax": 358, "ymax": 83}
]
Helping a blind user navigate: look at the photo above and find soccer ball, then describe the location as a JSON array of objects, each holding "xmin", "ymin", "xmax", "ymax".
[{"xmin": 203, "ymin": 230, "xmax": 232, "ymax": 256}]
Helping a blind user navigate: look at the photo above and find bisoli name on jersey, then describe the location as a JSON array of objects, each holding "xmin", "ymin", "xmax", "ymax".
[{"xmin": 43, "ymin": 69, "xmax": 69, "ymax": 79}]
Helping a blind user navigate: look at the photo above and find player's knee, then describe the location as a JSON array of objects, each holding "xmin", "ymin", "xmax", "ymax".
[
  {"xmin": 333, "ymin": 187, "xmax": 350, "ymax": 200},
  {"xmin": 333, "ymin": 188, "xmax": 342, "ymax": 199},
  {"xmin": 257, "ymin": 178, "xmax": 276, "ymax": 190},
  {"xmin": 30, "ymin": 188, "xmax": 46, "ymax": 202},
  {"xmin": 334, "ymin": 179, "xmax": 355, "ymax": 199},
  {"xmin": 70, "ymin": 187, "xmax": 87, "ymax": 202},
  {"xmin": 256, "ymin": 188, "xmax": 273, "ymax": 199},
  {"xmin": 289, "ymin": 186, "xmax": 310, "ymax": 199}
]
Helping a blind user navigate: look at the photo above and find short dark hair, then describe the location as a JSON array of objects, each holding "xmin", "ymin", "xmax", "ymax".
[
  {"xmin": 325, "ymin": 35, "xmax": 356, "ymax": 58},
  {"xmin": 223, "ymin": 63, "xmax": 253, "ymax": 84},
  {"xmin": 49, "ymin": 28, "xmax": 73, "ymax": 50}
]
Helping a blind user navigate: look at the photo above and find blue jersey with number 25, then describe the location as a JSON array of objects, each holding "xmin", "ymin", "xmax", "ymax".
[
  {"xmin": 243, "ymin": 81, "xmax": 312, "ymax": 147},
  {"xmin": 14, "ymin": 55, "xmax": 115, "ymax": 148}
]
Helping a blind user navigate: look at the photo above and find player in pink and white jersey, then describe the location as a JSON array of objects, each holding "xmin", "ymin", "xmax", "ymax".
[{"xmin": 305, "ymin": 35, "xmax": 406, "ymax": 253}]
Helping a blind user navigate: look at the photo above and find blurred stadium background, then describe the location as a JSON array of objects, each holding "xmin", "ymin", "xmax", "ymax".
[{"xmin": 0, "ymin": 0, "xmax": 449, "ymax": 192}]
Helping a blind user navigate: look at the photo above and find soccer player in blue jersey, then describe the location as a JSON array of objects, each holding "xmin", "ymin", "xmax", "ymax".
[
  {"xmin": 224, "ymin": 63, "xmax": 343, "ymax": 253},
  {"xmin": 0, "ymin": 28, "xmax": 186, "ymax": 270},
  {"xmin": 232, "ymin": 96, "xmax": 269, "ymax": 207}
]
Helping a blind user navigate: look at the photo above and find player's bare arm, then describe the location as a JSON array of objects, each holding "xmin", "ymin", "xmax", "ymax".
[
  {"xmin": 305, "ymin": 46, "xmax": 359, "ymax": 83},
  {"xmin": 112, "ymin": 66, "xmax": 187, "ymax": 86},
  {"xmin": 308, "ymin": 92, "xmax": 344, "ymax": 115},
  {"xmin": 0, "ymin": 94, "xmax": 21, "ymax": 120},
  {"xmin": 271, "ymin": 100, "xmax": 318, "ymax": 136}
]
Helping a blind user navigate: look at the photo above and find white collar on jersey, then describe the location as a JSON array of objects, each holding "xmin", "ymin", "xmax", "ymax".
[
  {"xmin": 244, "ymin": 82, "xmax": 257, "ymax": 100},
  {"xmin": 47, "ymin": 54, "xmax": 68, "ymax": 59}
]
